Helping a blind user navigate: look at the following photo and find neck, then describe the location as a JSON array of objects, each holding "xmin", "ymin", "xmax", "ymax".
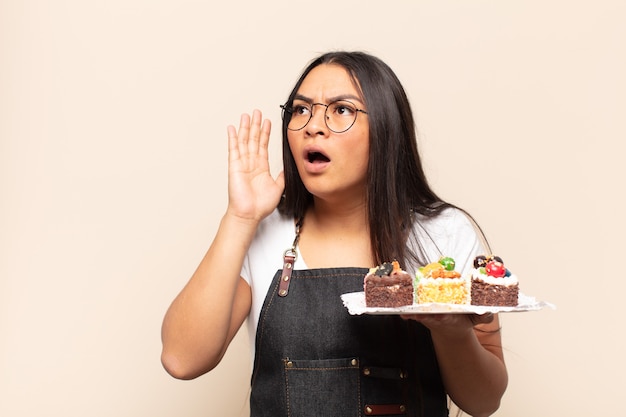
[
  {"xmin": 298, "ymin": 197, "xmax": 373, "ymax": 268},
  {"xmin": 305, "ymin": 197, "xmax": 368, "ymax": 231}
]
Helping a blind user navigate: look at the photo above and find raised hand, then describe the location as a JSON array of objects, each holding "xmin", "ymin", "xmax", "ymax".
[{"xmin": 226, "ymin": 109, "xmax": 285, "ymax": 222}]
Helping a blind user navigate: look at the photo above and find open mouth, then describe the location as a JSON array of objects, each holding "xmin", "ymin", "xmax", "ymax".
[{"xmin": 307, "ymin": 151, "xmax": 330, "ymax": 163}]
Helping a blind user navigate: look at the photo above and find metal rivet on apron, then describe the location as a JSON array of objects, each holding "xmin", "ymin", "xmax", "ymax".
[
  {"xmin": 350, "ymin": 358, "xmax": 358, "ymax": 367},
  {"xmin": 363, "ymin": 367, "xmax": 370, "ymax": 376},
  {"xmin": 286, "ymin": 360, "xmax": 293, "ymax": 368},
  {"xmin": 400, "ymin": 370, "xmax": 408, "ymax": 379},
  {"xmin": 279, "ymin": 289, "xmax": 287, "ymax": 296},
  {"xmin": 282, "ymin": 275, "xmax": 290, "ymax": 282},
  {"xmin": 365, "ymin": 406, "xmax": 373, "ymax": 415},
  {"xmin": 284, "ymin": 263, "xmax": 292, "ymax": 269},
  {"xmin": 400, "ymin": 405, "xmax": 406, "ymax": 412}
]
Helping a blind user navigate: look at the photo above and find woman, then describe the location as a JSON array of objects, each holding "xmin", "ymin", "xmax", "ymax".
[{"xmin": 161, "ymin": 51, "xmax": 507, "ymax": 417}]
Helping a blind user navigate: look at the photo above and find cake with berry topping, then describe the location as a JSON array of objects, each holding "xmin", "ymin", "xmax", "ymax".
[
  {"xmin": 470, "ymin": 255, "xmax": 519, "ymax": 306},
  {"xmin": 415, "ymin": 257, "xmax": 470, "ymax": 304},
  {"xmin": 364, "ymin": 261, "xmax": 414, "ymax": 307}
]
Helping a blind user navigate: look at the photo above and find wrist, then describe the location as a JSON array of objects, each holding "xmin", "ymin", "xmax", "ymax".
[
  {"xmin": 428, "ymin": 322, "xmax": 476, "ymax": 344},
  {"xmin": 220, "ymin": 211, "xmax": 262, "ymax": 242}
]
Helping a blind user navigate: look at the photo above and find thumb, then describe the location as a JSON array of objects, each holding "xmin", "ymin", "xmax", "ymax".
[
  {"xmin": 469, "ymin": 312, "xmax": 494, "ymax": 325},
  {"xmin": 275, "ymin": 170, "xmax": 285, "ymax": 191}
]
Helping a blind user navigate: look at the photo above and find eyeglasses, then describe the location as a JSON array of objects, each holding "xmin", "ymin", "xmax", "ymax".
[{"xmin": 280, "ymin": 99, "xmax": 368, "ymax": 133}]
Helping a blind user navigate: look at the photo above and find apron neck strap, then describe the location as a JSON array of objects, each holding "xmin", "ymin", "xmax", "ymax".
[{"xmin": 278, "ymin": 217, "xmax": 303, "ymax": 297}]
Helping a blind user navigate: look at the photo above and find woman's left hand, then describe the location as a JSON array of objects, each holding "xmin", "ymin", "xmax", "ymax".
[
  {"xmin": 401, "ymin": 311, "xmax": 505, "ymax": 416},
  {"xmin": 400, "ymin": 312, "xmax": 494, "ymax": 336}
]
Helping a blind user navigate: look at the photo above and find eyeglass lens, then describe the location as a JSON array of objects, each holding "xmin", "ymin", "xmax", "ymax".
[{"xmin": 283, "ymin": 100, "xmax": 362, "ymax": 133}]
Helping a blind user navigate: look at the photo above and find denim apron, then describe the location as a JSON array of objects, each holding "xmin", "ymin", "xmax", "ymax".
[{"xmin": 249, "ymin": 261, "xmax": 448, "ymax": 416}]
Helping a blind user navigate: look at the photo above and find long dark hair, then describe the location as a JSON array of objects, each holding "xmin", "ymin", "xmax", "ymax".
[{"xmin": 278, "ymin": 51, "xmax": 455, "ymax": 267}]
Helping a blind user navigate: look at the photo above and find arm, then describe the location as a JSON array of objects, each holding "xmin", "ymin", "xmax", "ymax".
[
  {"xmin": 426, "ymin": 209, "xmax": 508, "ymax": 415},
  {"xmin": 405, "ymin": 313, "xmax": 507, "ymax": 417},
  {"xmin": 160, "ymin": 110, "xmax": 284, "ymax": 380}
]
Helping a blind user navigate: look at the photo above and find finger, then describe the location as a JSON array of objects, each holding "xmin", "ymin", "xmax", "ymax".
[
  {"xmin": 274, "ymin": 170, "xmax": 285, "ymax": 192},
  {"xmin": 237, "ymin": 112, "xmax": 252, "ymax": 157},
  {"xmin": 227, "ymin": 124, "xmax": 240, "ymax": 162},
  {"xmin": 469, "ymin": 312, "xmax": 494, "ymax": 326},
  {"xmin": 257, "ymin": 117, "xmax": 272, "ymax": 159},
  {"xmin": 247, "ymin": 109, "xmax": 262, "ymax": 156},
  {"xmin": 400, "ymin": 313, "xmax": 437, "ymax": 322}
]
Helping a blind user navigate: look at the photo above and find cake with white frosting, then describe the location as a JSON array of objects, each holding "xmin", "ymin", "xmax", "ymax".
[
  {"xmin": 415, "ymin": 257, "xmax": 470, "ymax": 305},
  {"xmin": 470, "ymin": 255, "xmax": 519, "ymax": 306}
]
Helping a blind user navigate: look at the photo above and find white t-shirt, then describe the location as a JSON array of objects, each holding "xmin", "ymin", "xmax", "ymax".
[{"xmin": 240, "ymin": 207, "xmax": 487, "ymax": 351}]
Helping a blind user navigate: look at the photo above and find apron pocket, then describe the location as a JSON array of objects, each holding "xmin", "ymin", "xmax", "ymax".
[
  {"xmin": 360, "ymin": 364, "xmax": 409, "ymax": 415},
  {"xmin": 283, "ymin": 357, "xmax": 360, "ymax": 417}
]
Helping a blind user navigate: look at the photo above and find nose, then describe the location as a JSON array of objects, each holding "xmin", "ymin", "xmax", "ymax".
[{"xmin": 305, "ymin": 103, "xmax": 329, "ymax": 135}]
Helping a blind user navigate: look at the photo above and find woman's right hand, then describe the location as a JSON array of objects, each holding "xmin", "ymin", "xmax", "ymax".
[
  {"xmin": 226, "ymin": 109, "xmax": 285, "ymax": 222},
  {"xmin": 162, "ymin": 109, "xmax": 281, "ymax": 379}
]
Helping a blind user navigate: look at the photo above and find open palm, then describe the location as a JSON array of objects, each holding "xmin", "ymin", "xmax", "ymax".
[{"xmin": 226, "ymin": 110, "xmax": 285, "ymax": 222}]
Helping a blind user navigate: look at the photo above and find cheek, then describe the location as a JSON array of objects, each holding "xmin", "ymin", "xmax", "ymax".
[
  {"xmin": 354, "ymin": 132, "xmax": 370, "ymax": 164},
  {"xmin": 286, "ymin": 132, "xmax": 295, "ymax": 149},
  {"xmin": 287, "ymin": 135, "xmax": 307, "ymax": 177},
  {"xmin": 347, "ymin": 137, "xmax": 370, "ymax": 177},
  {"xmin": 287, "ymin": 134, "xmax": 300, "ymax": 161},
  {"xmin": 357, "ymin": 148, "xmax": 370, "ymax": 176}
]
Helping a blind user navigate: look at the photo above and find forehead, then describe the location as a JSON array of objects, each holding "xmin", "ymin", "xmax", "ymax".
[{"xmin": 296, "ymin": 64, "xmax": 362, "ymax": 101}]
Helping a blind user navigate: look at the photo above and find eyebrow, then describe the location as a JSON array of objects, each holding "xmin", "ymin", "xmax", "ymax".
[{"xmin": 293, "ymin": 93, "xmax": 365, "ymax": 104}]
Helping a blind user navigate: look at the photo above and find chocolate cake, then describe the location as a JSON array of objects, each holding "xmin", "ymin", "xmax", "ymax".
[
  {"xmin": 470, "ymin": 255, "xmax": 519, "ymax": 306},
  {"xmin": 364, "ymin": 261, "xmax": 413, "ymax": 308}
]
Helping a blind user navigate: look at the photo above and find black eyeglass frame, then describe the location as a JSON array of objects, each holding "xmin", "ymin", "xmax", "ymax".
[{"xmin": 280, "ymin": 100, "xmax": 368, "ymax": 133}]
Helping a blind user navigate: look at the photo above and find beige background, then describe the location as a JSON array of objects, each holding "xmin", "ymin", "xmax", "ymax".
[{"xmin": 1, "ymin": 0, "xmax": 624, "ymax": 416}]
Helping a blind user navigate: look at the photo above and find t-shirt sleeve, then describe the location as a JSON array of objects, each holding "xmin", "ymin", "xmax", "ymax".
[
  {"xmin": 445, "ymin": 209, "xmax": 488, "ymax": 277},
  {"xmin": 241, "ymin": 252, "xmax": 251, "ymax": 285},
  {"xmin": 239, "ymin": 209, "xmax": 288, "ymax": 287}
]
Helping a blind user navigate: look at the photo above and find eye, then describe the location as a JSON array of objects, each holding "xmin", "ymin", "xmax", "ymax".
[
  {"xmin": 291, "ymin": 103, "xmax": 311, "ymax": 116},
  {"xmin": 330, "ymin": 101, "xmax": 356, "ymax": 117}
]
